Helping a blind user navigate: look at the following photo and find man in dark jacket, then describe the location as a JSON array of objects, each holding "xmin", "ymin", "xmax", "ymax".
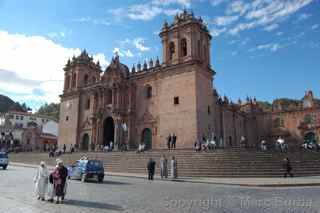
[
  {"xmin": 58, "ymin": 161, "xmax": 69, "ymax": 201},
  {"xmin": 172, "ymin": 134, "xmax": 177, "ymax": 149},
  {"xmin": 167, "ymin": 134, "xmax": 172, "ymax": 149},
  {"xmin": 283, "ymin": 157, "xmax": 293, "ymax": 178},
  {"xmin": 147, "ymin": 158, "xmax": 156, "ymax": 180}
]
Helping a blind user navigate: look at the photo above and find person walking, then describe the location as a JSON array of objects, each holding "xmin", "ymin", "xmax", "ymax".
[
  {"xmin": 34, "ymin": 161, "xmax": 49, "ymax": 201},
  {"xmin": 283, "ymin": 157, "xmax": 293, "ymax": 178},
  {"xmin": 167, "ymin": 134, "xmax": 172, "ymax": 149},
  {"xmin": 52, "ymin": 160, "xmax": 68, "ymax": 204},
  {"xmin": 172, "ymin": 134, "xmax": 177, "ymax": 149},
  {"xmin": 47, "ymin": 171, "xmax": 55, "ymax": 203},
  {"xmin": 170, "ymin": 156, "xmax": 177, "ymax": 179},
  {"xmin": 63, "ymin": 144, "xmax": 66, "ymax": 154},
  {"xmin": 147, "ymin": 158, "xmax": 156, "ymax": 181},
  {"xmin": 160, "ymin": 155, "xmax": 168, "ymax": 179}
]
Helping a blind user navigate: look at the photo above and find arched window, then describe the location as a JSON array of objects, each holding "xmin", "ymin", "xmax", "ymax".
[
  {"xmin": 106, "ymin": 89, "xmax": 112, "ymax": 104},
  {"xmin": 181, "ymin": 38, "xmax": 187, "ymax": 57},
  {"xmin": 65, "ymin": 75, "xmax": 70, "ymax": 89},
  {"xmin": 146, "ymin": 85, "xmax": 152, "ymax": 99},
  {"xmin": 203, "ymin": 45, "xmax": 207, "ymax": 61},
  {"xmin": 92, "ymin": 76, "xmax": 96, "ymax": 84},
  {"xmin": 169, "ymin": 42, "xmax": 175, "ymax": 60},
  {"xmin": 71, "ymin": 73, "xmax": 77, "ymax": 88},
  {"xmin": 197, "ymin": 40, "xmax": 201, "ymax": 58},
  {"xmin": 84, "ymin": 74, "xmax": 89, "ymax": 85},
  {"xmin": 86, "ymin": 98, "xmax": 90, "ymax": 110}
]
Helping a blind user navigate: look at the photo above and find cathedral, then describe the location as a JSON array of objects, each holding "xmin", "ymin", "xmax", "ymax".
[{"xmin": 58, "ymin": 11, "xmax": 320, "ymax": 151}]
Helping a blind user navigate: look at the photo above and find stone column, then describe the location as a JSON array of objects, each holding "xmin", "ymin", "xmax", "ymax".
[{"xmin": 114, "ymin": 117, "xmax": 120, "ymax": 151}]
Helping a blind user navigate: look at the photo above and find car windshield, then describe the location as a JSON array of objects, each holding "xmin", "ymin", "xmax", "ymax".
[
  {"xmin": 88, "ymin": 161, "xmax": 102, "ymax": 168},
  {"xmin": 0, "ymin": 153, "xmax": 8, "ymax": 158}
]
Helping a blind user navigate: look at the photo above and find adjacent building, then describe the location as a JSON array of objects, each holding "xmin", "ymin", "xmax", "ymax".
[{"xmin": 0, "ymin": 111, "xmax": 58, "ymax": 150}]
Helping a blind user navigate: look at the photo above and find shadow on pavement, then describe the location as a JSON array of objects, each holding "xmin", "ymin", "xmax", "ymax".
[
  {"xmin": 101, "ymin": 180, "xmax": 131, "ymax": 185},
  {"xmin": 83, "ymin": 180, "xmax": 131, "ymax": 185},
  {"xmin": 64, "ymin": 199, "xmax": 124, "ymax": 211}
]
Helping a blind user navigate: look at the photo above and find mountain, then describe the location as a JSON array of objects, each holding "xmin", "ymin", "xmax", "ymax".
[{"xmin": 0, "ymin": 94, "xmax": 25, "ymax": 113}]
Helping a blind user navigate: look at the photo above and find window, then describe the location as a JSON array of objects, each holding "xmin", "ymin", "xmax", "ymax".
[
  {"xmin": 86, "ymin": 98, "xmax": 90, "ymax": 110},
  {"xmin": 106, "ymin": 89, "xmax": 112, "ymax": 104},
  {"xmin": 92, "ymin": 77, "xmax": 96, "ymax": 84},
  {"xmin": 169, "ymin": 42, "xmax": 175, "ymax": 60},
  {"xmin": 174, "ymin": 96, "xmax": 179, "ymax": 105},
  {"xmin": 84, "ymin": 74, "xmax": 89, "ymax": 85},
  {"xmin": 208, "ymin": 106, "xmax": 211, "ymax": 115},
  {"xmin": 181, "ymin": 38, "xmax": 187, "ymax": 57},
  {"xmin": 71, "ymin": 73, "xmax": 77, "ymax": 88},
  {"xmin": 198, "ymin": 40, "xmax": 201, "ymax": 58},
  {"xmin": 66, "ymin": 116, "xmax": 69, "ymax": 121},
  {"xmin": 20, "ymin": 116, "xmax": 24, "ymax": 120},
  {"xmin": 146, "ymin": 85, "xmax": 152, "ymax": 99},
  {"xmin": 65, "ymin": 75, "xmax": 70, "ymax": 89}
]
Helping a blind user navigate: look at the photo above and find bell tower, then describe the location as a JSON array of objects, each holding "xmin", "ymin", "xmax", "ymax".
[{"xmin": 159, "ymin": 10, "xmax": 211, "ymax": 67}]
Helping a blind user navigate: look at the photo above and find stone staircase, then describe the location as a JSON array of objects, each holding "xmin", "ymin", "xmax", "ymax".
[{"xmin": 9, "ymin": 148, "xmax": 320, "ymax": 177}]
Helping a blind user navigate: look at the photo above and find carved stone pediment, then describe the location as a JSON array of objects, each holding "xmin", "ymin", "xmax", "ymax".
[
  {"xmin": 138, "ymin": 109, "xmax": 157, "ymax": 125},
  {"xmin": 82, "ymin": 117, "xmax": 92, "ymax": 130}
]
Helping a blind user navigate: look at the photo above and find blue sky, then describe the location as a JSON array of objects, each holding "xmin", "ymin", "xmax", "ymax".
[{"xmin": 0, "ymin": 0, "xmax": 319, "ymax": 110}]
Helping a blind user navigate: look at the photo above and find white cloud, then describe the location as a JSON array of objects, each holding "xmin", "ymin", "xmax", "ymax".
[
  {"xmin": 127, "ymin": 5, "xmax": 163, "ymax": 21},
  {"xmin": 47, "ymin": 32, "xmax": 66, "ymax": 39},
  {"xmin": 297, "ymin": 13, "xmax": 312, "ymax": 21},
  {"xmin": 276, "ymin": 31, "xmax": 284, "ymax": 36},
  {"xmin": 213, "ymin": 15, "xmax": 239, "ymax": 26},
  {"xmin": 229, "ymin": 22, "xmax": 255, "ymax": 35},
  {"xmin": 256, "ymin": 43, "xmax": 283, "ymax": 52},
  {"xmin": 210, "ymin": 28, "xmax": 227, "ymax": 37},
  {"xmin": 112, "ymin": 48, "xmax": 135, "ymax": 58},
  {"xmin": 110, "ymin": 0, "xmax": 186, "ymax": 21},
  {"xmin": 226, "ymin": 0, "xmax": 315, "ymax": 35},
  {"xmin": 125, "ymin": 50, "xmax": 134, "ymax": 58},
  {"xmin": 263, "ymin": 23, "xmax": 279, "ymax": 32},
  {"xmin": 152, "ymin": 0, "xmax": 192, "ymax": 7},
  {"xmin": 133, "ymin": 38, "xmax": 151, "ymax": 52},
  {"xmin": 227, "ymin": 1, "xmax": 249, "ymax": 15},
  {"xmin": 311, "ymin": 24, "xmax": 319, "ymax": 30},
  {"xmin": 72, "ymin": 17, "xmax": 110, "ymax": 26},
  {"xmin": 210, "ymin": 0, "xmax": 228, "ymax": 7},
  {"xmin": 0, "ymin": 31, "xmax": 108, "ymax": 105}
]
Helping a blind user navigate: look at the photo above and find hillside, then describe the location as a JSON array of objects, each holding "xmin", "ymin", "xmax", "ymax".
[
  {"xmin": 35, "ymin": 103, "xmax": 60, "ymax": 121},
  {"xmin": 0, "ymin": 94, "xmax": 25, "ymax": 113}
]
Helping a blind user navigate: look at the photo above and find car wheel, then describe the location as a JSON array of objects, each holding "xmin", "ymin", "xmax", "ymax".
[
  {"xmin": 98, "ymin": 175, "xmax": 104, "ymax": 183},
  {"xmin": 3, "ymin": 165, "xmax": 7, "ymax": 170},
  {"xmin": 81, "ymin": 174, "xmax": 87, "ymax": 182}
]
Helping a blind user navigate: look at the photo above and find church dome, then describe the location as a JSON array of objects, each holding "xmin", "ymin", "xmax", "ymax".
[{"xmin": 104, "ymin": 55, "xmax": 129, "ymax": 78}]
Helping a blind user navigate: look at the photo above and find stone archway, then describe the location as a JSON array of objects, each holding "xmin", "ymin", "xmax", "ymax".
[
  {"xmin": 81, "ymin": 134, "xmax": 90, "ymax": 151},
  {"xmin": 141, "ymin": 128, "xmax": 152, "ymax": 150},
  {"xmin": 304, "ymin": 132, "xmax": 316, "ymax": 144},
  {"xmin": 103, "ymin": 117, "xmax": 115, "ymax": 146}
]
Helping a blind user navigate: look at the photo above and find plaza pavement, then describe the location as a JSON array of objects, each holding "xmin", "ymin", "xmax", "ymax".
[
  {"xmin": 10, "ymin": 162, "xmax": 320, "ymax": 187},
  {"xmin": 1, "ymin": 165, "xmax": 320, "ymax": 213}
]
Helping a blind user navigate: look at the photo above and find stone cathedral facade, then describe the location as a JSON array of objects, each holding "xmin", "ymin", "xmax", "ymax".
[{"xmin": 58, "ymin": 11, "xmax": 320, "ymax": 151}]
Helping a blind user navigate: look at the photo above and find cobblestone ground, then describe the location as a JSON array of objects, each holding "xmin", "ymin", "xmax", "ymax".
[{"xmin": 1, "ymin": 166, "xmax": 320, "ymax": 213}]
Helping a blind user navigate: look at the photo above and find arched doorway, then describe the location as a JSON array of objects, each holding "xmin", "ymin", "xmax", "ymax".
[
  {"xmin": 103, "ymin": 117, "xmax": 115, "ymax": 146},
  {"xmin": 141, "ymin": 128, "xmax": 152, "ymax": 150},
  {"xmin": 81, "ymin": 134, "xmax": 89, "ymax": 150},
  {"xmin": 304, "ymin": 132, "xmax": 316, "ymax": 144}
]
